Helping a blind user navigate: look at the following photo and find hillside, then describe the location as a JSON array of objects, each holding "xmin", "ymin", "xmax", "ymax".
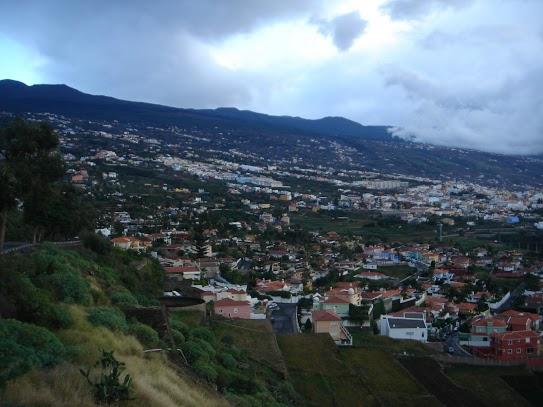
[
  {"xmin": 0, "ymin": 243, "xmax": 231, "ymax": 407},
  {"xmin": 1, "ymin": 79, "xmax": 542, "ymax": 187}
]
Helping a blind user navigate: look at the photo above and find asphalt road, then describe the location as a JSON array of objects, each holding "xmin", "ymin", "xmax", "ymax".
[
  {"xmin": 445, "ymin": 333, "xmax": 472, "ymax": 357},
  {"xmin": 270, "ymin": 303, "xmax": 298, "ymax": 334}
]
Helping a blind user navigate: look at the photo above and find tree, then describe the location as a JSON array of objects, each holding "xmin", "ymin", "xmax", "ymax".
[
  {"xmin": 0, "ymin": 118, "xmax": 88, "ymax": 244},
  {"xmin": 0, "ymin": 165, "xmax": 17, "ymax": 252},
  {"xmin": 1, "ymin": 118, "xmax": 65, "ymax": 243}
]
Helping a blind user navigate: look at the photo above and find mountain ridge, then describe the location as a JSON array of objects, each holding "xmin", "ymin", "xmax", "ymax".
[{"xmin": 0, "ymin": 79, "xmax": 391, "ymax": 141}]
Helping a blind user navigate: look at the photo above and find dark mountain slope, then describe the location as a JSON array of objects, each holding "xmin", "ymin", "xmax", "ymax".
[
  {"xmin": 1, "ymin": 79, "xmax": 542, "ymax": 187},
  {"xmin": 0, "ymin": 80, "xmax": 390, "ymax": 140}
]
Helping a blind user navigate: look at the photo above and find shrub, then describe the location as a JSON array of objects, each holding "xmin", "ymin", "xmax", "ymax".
[
  {"xmin": 38, "ymin": 271, "xmax": 92, "ymax": 305},
  {"xmin": 87, "ymin": 307, "xmax": 128, "ymax": 332},
  {"xmin": 170, "ymin": 329, "xmax": 185, "ymax": 347},
  {"xmin": 170, "ymin": 319, "xmax": 189, "ymax": 337},
  {"xmin": 190, "ymin": 327, "xmax": 215, "ymax": 344},
  {"xmin": 128, "ymin": 322, "xmax": 159, "ymax": 348},
  {"xmin": 0, "ymin": 319, "xmax": 65, "ymax": 386},
  {"xmin": 219, "ymin": 353, "xmax": 237, "ymax": 369},
  {"xmin": 192, "ymin": 360, "xmax": 218, "ymax": 383},
  {"xmin": 111, "ymin": 291, "xmax": 138, "ymax": 306},
  {"xmin": 182, "ymin": 340, "xmax": 209, "ymax": 364},
  {"xmin": 221, "ymin": 334, "xmax": 234, "ymax": 347}
]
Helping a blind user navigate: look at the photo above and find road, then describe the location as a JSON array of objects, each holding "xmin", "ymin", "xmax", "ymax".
[
  {"xmin": 445, "ymin": 333, "xmax": 472, "ymax": 357},
  {"xmin": 1, "ymin": 240, "xmax": 81, "ymax": 255},
  {"xmin": 269, "ymin": 303, "xmax": 298, "ymax": 334}
]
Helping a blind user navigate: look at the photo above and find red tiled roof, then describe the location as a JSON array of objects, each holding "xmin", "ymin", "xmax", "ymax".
[
  {"xmin": 323, "ymin": 295, "xmax": 350, "ymax": 304},
  {"xmin": 312, "ymin": 309, "xmax": 341, "ymax": 322},
  {"xmin": 214, "ymin": 298, "xmax": 250, "ymax": 307},
  {"xmin": 472, "ymin": 317, "xmax": 507, "ymax": 327}
]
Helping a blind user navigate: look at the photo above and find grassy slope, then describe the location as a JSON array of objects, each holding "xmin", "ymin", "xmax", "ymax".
[
  {"xmin": 278, "ymin": 334, "xmax": 379, "ymax": 407},
  {"xmin": 211, "ymin": 317, "xmax": 288, "ymax": 376},
  {"xmin": 340, "ymin": 348, "xmax": 441, "ymax": 406},
  {"xmin": 445, "ymin": 365, "xmax": 533, "ymax": 407},
  {"xmin": 3, "ymin": 307, "xmax": 229, "ymax": 407}
]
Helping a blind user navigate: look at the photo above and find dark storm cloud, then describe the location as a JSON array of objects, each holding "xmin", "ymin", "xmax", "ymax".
[
  {"xmin": 0, "ymin": 0, "xmax": 323, "ymax": 107},
  {"xmin": 1, "ymin": 0, "xmax": 542, "ymax": 155},
  {"xmin": 314, "ymin": 11, "xmax": 367, "ymax": 51}
]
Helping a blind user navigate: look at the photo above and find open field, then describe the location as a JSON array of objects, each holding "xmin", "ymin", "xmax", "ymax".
[{"xmin": 446, "ymin": 365, "xmax": 533, "ymax": 407}]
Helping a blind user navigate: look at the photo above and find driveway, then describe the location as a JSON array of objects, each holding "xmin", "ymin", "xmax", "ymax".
[{"xmin": 269, "ymin": 303, "xmax": 298, "ymax": 334}]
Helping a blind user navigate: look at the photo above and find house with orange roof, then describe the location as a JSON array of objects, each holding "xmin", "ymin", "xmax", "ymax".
[
  {"xmin": 312, "ymin": 309, "xmax": 352, "ymax": 346},
  {"xmin": 111, "ymin": 236, "xmax": 150, "ymax": 251}
]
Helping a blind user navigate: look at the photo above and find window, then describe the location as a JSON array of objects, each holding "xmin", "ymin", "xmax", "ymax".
[
  {"xmin": 516, "ymin": 348, "xmax": 522, "ymax": 354},
  {"xmin": 527, "ymin": 348, "xmax": 535, "ymax": 354},
  {"xmin": 507, "ymin": 349, "xmax": 513, "ymax": 354},
  {"xmin": 508, "ymin": 340, "xmax": 512, "ymax": 345},
  {"xmin": 525, "ymin": 337, "xmax": 531, "ymax": 344}
]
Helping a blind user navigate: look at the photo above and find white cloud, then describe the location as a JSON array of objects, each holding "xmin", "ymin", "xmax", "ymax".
[{"xmin": 1, "ymin": 0, "xmax": 542, "ymax": 154}]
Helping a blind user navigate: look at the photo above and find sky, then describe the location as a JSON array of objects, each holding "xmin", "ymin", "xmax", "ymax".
[{"xmin": 1, "ymin": 0, "xmax": 542, "ymax": 154}]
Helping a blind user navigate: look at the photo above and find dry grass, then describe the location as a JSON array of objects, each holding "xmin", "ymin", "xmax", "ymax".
[
  {"xmin": 3, "ymin": 364, "xmax": 95, "ymax": 407},
  {"xmin": 3, "ymin": 306, "xmax": 230, "ymax": 407},
  {"xmin": 123, "ymin": 354, "xmax": 229, "ymax": 407},
  {"xmin": 57, "ymin": 306, "xmax": 143, "ymax": 365}
]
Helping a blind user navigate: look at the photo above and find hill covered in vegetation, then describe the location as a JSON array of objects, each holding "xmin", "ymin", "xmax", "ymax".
[{"xmin": 0, "ymin": 243, "xmax": 232, "ymax": 406}]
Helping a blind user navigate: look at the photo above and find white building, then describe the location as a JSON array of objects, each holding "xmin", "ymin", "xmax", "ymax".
[{"xmin": 379, "ymin": 315, "xmax": 428, "ymax": 342}]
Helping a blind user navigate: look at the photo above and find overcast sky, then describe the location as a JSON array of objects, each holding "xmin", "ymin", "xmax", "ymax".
[{"xmin": 1, "ymin": 0, "xmax": 542, "ymax": 154}]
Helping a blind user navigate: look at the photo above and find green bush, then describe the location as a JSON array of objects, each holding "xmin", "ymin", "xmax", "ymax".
[
  {"xmin": 220, "ymin": 353, "xmax": 237, "ymax": 369},
  {"xmin": 0, "ymin": 319, "xmax": 65, "ymax": 386},
  {"xmin": 87, "ymin": 307, "xmax": 128, "ymax": 332},
  {"xmin": 37, "ymin": 271, "xmax": 92, "ymax": 305},
  {"xmin": 170, "ymin": 319, "xmax": 189, "ymax": 337},
  {"xmin": 171, "ymin": 329, "xmax": 185, "ymax": 346},
  {"xmin": 128, "ymin": 322, "xmax": 159, "ymax": 348},
  {"xmin": 190, "ymin": 326, "xmax": 215, "ymax": 344},
  {"xmin": 221, "ymin": 334, "xmax": 234, "ymax": 347},
  {"xmin": 192, "ymin": 360, "xmax": 218, "ymax": 383},
  {"xmin": 111, "ymin": 291, "xmax": 138, "ymax": 306},
  {"xmin": 182, "ymin": 340, "xmax": 209, "ymax": 364}
]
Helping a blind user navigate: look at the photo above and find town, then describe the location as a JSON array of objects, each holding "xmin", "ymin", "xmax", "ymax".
[{"xmin": 5, "ymin": 110, "xmax": 542, "ymax": 365}]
